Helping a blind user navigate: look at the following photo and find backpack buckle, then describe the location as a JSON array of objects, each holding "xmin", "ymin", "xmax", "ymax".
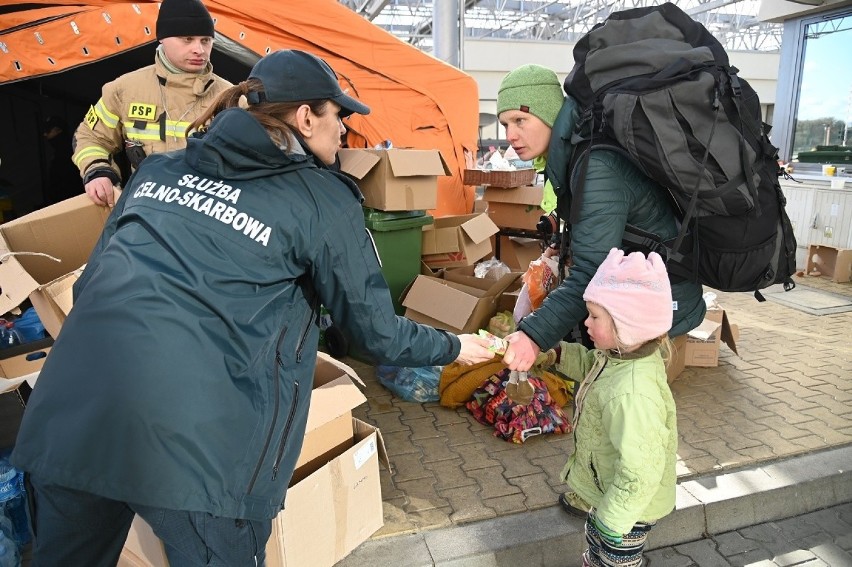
[{"xmin": 728, "ymin": 70, "xmax": 742, "ymax": 97}]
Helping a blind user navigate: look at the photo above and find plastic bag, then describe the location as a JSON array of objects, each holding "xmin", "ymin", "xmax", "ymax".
[
  {"xmin": 488, "ymin": 311, "xmax": 515, "ymax": 338},
  {"xmin": 521, "ymin": 256, "xmax": 558, "ymax": 311},
  {"xmin": 474, "ymin": 258, "xmax": 511, "ymax": 280},
  {"xmin": 513, "ymin": 283, "xmax": 534, "ymax": 324},
  {"xmin": 376, "ymin": 365, "xmax": 441, "ymax": 402}
]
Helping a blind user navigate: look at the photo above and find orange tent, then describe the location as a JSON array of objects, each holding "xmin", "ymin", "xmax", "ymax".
[{"xmin": 0, "ymin": 0, "xmax": 478, "ymax": 216}]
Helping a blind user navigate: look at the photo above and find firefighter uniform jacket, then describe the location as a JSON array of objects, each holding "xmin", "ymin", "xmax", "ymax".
[{"xmin": 72, "ymin": 50, "xmax": 231, "ymax": 183}]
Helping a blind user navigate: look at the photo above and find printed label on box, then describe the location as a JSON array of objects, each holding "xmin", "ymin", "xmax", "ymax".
[{"xmin": 353, "ymin": 437, "xmax": 377, "ymax": 470}]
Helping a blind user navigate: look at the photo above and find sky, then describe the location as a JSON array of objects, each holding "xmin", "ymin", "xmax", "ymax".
[{"xmin": 796, "ymin": 16, "xmax": 852, "ymax": 124}]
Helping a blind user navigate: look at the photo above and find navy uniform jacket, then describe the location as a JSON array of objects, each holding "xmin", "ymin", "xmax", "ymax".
[{"xmin": 14, "ymin": 108, "xmax": 459, "ymax": 521}]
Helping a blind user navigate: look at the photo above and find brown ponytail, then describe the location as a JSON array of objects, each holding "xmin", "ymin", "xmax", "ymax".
[{"xmin": 186, "ymin": 79, "xmax": 263, "ymax": 135}]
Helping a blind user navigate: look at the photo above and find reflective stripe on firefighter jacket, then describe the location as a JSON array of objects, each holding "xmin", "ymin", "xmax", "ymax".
[{"xmin": 73, "ymin": 50, "xmax": 231, "ymax": 181}]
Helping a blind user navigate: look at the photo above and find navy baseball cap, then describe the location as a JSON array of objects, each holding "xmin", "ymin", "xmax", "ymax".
[{"xmin": 247, "ymin": 50, "xmax": 370, "ymax": 117}]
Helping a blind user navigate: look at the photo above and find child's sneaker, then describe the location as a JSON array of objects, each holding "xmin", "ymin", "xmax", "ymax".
[{"xmin": 558, "ymin": 491, "xmax": 590, "ymax": 518}]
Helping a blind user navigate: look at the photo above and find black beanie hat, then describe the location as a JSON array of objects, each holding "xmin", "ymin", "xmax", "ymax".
[{"xmin": 156, "ymin": 0, "xmax": 215, "ymax": 40}]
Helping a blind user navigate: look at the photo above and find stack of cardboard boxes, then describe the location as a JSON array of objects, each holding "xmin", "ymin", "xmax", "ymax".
[
  {"xmin": 397, "ymin": 166, "xmax": 527, "ymax": 339},
  {"xmin": 469, "ymin": 168, "xmax": 545, "ymax": 273}
]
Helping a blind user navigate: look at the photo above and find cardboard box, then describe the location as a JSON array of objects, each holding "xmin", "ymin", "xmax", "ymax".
[
  {"xmin": 463, "ymin": 168, "xmax": 537, "ymax": 188},
  {"xmin": 483, "ymin": 186, "xmax": 545, "ymax": 230},
  {"xmin": 492, "ymin": 235, "xmax": 544, "ymax": 271},
  {"xmin": 0, "ymin": 336, "xmax": 51, "ymax": 407},
  {"xmin": 402, "ymin": 268, "xmax": 521, "ymax": 334},
  {"xmin": 291, "ymin": 352, "xmax": 366, "ymax": 480},
  {"xmin": 806, "ymin": 244, "xmax": 852, "ymax": 283},
  {"xmin": 666, "ymin": 334, "xmax": 687, "ymax": 384},
  {"xmin": 338, "ymin": 148, "xmax": 450, "ymax": 211},
  {"xmin": 0, "ymin": 194, "xmax": 114, "ymax": 337},
  {"xmin": 421, "ymin": 213, "xmax": 499, "ymax": 268},
  {"xmin": 683, "ymin": 308, "xmax": 739, "ymax": 367},
  {"xmin": 120, "ymin": 354, "xmax": 382, "ymax": 567},
  {"xmin": 266, "ymin": 420, "xmax": 387, "ymax": 567},
  {"xmin": 119, "ymin": 420, "xmax": 388, "ymax": 567}
]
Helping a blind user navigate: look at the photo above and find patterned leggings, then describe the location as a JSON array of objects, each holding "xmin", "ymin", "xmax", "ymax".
[{"xmin": 583, "ymin": 510, "xmax": 655, "ymax": 567}]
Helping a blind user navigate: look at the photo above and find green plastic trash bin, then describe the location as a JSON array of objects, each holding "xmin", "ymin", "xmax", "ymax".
[{"xmin": 363, "ymin": 207, "xmax": 433, "ymax": 315}]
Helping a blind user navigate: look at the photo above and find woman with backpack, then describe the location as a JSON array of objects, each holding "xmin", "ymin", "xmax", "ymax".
[{"xmin": 495, "ymin": 63, "xmax": 706, "ymax": 511}]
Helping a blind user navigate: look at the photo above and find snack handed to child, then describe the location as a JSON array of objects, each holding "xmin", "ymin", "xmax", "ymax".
[{"xmin": 478, "ymin": 329, "xmax": 508, "ymax": 356}]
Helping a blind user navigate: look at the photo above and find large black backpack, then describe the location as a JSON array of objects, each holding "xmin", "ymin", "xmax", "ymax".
[{"xmin": 559, "ymin": 2, "xmax": 797, "ymax": 298}]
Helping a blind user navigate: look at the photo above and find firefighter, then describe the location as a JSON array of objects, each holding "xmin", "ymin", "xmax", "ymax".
[{"xmin": 72, "ymin": 0, "xmax": 231, "ymax": 207}]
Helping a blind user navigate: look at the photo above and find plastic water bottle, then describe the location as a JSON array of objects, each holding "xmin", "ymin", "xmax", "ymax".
[
  {"xmin": 0, "ymin": 323, "xmax": 19, "ymax": 349},
  {"xmin": 0, "ymin": 513, "xmax": 20, "ymax": 567},
  {"xmin": 0, "ymin": 456, "xmax": 30, "ymax": 551}
]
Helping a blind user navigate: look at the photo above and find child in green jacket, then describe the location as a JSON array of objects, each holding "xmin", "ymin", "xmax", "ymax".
[{"xmin": 556, "ymin": 248, "xmax": 678, "ymax": 567}]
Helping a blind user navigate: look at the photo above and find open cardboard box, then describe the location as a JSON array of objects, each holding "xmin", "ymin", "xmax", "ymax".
[
  {"xmin": 402, "ymin": 267, "xmax": 521, "ymax": 334},
  {"xmin": 119, "ymin": 420, "xmax": 388, "ymax": 567},
  {"xmin": 120, "ymin": 354, "xmax": 386, "ymax": 567},
  {"xmin": 684, "ymin": 307, "xmax": 739, "ymax": 367},
  {"xmin": 338, "ymin": 148, "xmax": 450, "ymax": 212},
  {"xmin": 421, "ymin": 213, "xmax": 499, "ymax": 268},
  {"xmin": 667, "ymin": 307, "xmax": 739, "ymax": 383},
  {"xmin": 492, "ymin": 235, "xmax": 544, "ymax": 271},
  {"xmin": 483, "ymin": 185, "xmax": 545, "ymax": 231},
  {"xmin": 806, "ymin": 244, "xmax": 852, "ymax": 283},
  {"xmin": 0, "ymin": 193, "xmax": 115, "ymax": 338},
  {"xmin": 0, "ymin": 340, "xmax": 50, "ymax": 406}
]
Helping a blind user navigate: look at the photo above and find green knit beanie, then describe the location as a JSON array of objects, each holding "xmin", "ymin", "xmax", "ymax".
[{"xmin": 496, "ymin": 64, "xmax": 563, "ymax": 128}]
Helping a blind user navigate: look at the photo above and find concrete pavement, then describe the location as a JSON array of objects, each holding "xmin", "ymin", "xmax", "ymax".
[{"xmin": 337, "ymin": 274, "xmax": 852, "ymax": 566}]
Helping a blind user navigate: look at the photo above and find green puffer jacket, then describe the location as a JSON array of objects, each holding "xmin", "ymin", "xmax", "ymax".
[
  {"xmin": 518, "ymin": 97, "xmax": 705, "ymax": 349},
  {"xmin": 13, "ymin": 107, "xmax": 459, "ymax": 521},
  {"xmin": 557, "ymin": 342, "xmax": 678, "ymax": 533}
]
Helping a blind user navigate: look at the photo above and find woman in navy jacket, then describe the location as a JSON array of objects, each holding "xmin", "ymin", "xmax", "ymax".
[{"xmin": 13, "ymin": 50, "xmax": 493, "ymax": 565}]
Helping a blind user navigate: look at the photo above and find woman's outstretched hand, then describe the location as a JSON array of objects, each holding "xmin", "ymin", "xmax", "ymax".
[{"xmin": 455, "ymin": 334, "xmax": 497, "ymax": 365}]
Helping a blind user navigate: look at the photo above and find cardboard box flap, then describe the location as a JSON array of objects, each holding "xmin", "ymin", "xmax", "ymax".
[
  {"xmin": 386, "ymin": 149, "xmax": 451, "ymax": 177},
  {"xmin": 718, "ymin": 313, "xmax": 739, "ymax": 355},
  {"xmin": 442, "ymin": 267, "xmax": 522, "ymax": 297},
  {"xmin": 703, "ymin": 308, "xmax": 739, "ymax": 355},
  {"xmin": 29, "ymin": 267, "xmax": 83, "ymax": 339},
  {"xmin": 303, "ymin": 353, "xmax": 367, "ymax": 435},
  {"xmin": 0, "ymin": 248, "xmax": 41, "ymax": 315},
  {"xmin": 402, "ymin": 275, "xmax": 485, "ymax": 330},
  {"xmin": 353, "ymin": 417, "xmax": 389, "ymax": 470},
  {"xmin": 316, "ymin": 351, "xmax": 364, "ymax": 387},
  {"xmin": 337, "ymin": 150, "xmax": 381, "ymax": 181},
  {"xmin": 0, "ymin": 194, "xmax": 110, "ymax": 284},
  {"xmin": 460, "ymin": 214, "xmax": 499, "ymax": 245},
  {"xmin": 687, "ymin": 317, "xmax": 722, "ymax": 341}
]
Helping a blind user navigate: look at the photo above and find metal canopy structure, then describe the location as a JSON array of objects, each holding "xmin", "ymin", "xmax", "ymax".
[{"xmin": 337, "ymin": 0, "xmax": 783, "ymax": 52}]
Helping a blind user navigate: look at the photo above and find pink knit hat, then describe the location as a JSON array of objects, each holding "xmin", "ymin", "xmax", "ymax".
[{"xmin": 583, "ymin": 248, "xmax": 673, "ymax": 346}]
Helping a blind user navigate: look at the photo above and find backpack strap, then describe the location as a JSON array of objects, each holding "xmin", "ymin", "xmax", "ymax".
[
  {"xmin": 621, "ymin": 224, "xmax": 693, "ymax": 283},
  {"xmin": 672, "ymin": 84, "xmax": 724, "ymax": 255}
]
